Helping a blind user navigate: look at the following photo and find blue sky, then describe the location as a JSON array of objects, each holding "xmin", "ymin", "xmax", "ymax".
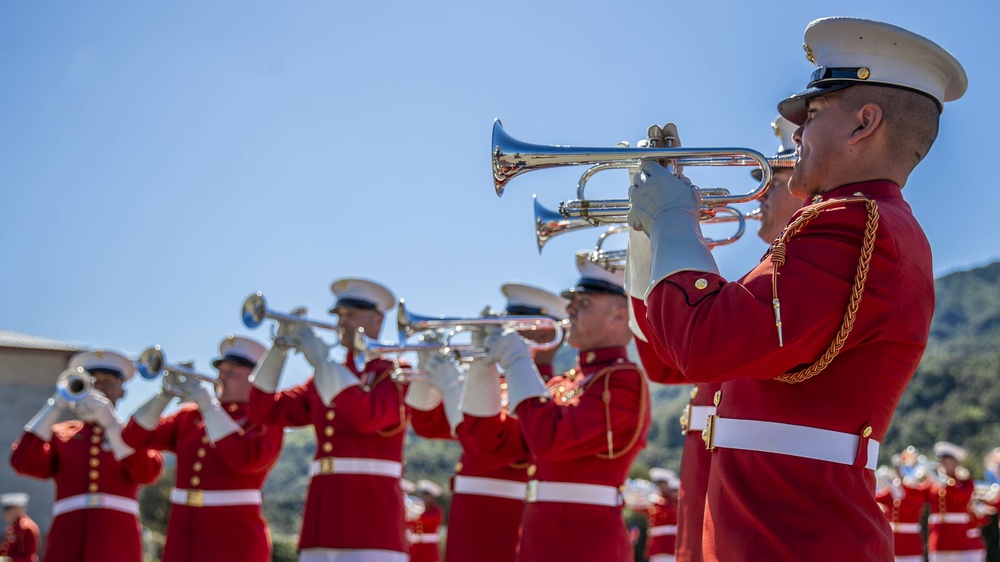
[{"xmin": 2, "ymin": 1, "xmax": 997, "ymax": 413}]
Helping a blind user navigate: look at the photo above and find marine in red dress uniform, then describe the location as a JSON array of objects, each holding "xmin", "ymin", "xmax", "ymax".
[
  {"xmin": 875, "ymin": 466, "xmax": 927, "ymax": 562},
  {"xmin": 925, "ymin": 442, "xmax": 986, "ymax": 562},
  {"xmin": 470, "ymin": 257, "xmax": 651, "ymax": 562},
  {"xmin": 409, "ymin": 283, "xmax": 567, "ymax": 562},
  {"xmin": 627, "ymin": 18, "xmax": 967, "ymax": 562},
  {"xmin": 247, "ymin": 278, "xmax": 410, "ymax": 562},
  {"xmin": 123, "ymin": 336, "xmax": 283, "ymax": 562},
  {"xmin": 645, "ymin": 469, "xmax": 680, "ymax": 562},
  {"xmin": 405, "ymin": 480, "xmax": 443, "ymax": 562},
  {"xmin": 10, "ymin": 351, "xmax": 163, "ymax": 562},
  {"xmin": 1, "ymin": 494, "xmax": 40, "ymax": 562}
]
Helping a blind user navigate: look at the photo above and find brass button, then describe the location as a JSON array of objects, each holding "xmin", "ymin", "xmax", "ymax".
[
  {"xmin": 322, "ymin": 442, "xmax": 333, "ymax": 453},
  {"xmin": 89, "ymin": 458, "xmax": 100, "ymax": 468},
  {"xmin": 585, "ymin": 352, "xmax": 596, "ymax": 364},
  {"xmin": 455, "ymin": 462, "xmax": 463, "ymax": 473},
  {"xmin": 89, "ymin": 446, "xmax": 100, "ymax": 456},
  {"xmin": 947, "ymin": 478, "xmax": 956, "ymax": 487},
  {"xmin": 938, "ymin": 489, "xmax": 947, "ymax": 497},
  {"xmin": 713, "ymin": 390, "xmax": 722, "ymax": 407},
  {"xmin": 325, "ymin": 410, "xmax": 335, "ymax": 421},
  {"xmin": 862, "ymin": 426, "xmax": 872, "ymax": 438},
  {"xmin": 527, "ymin": 464, "xmax": 537, "ymax": 477},
  {"xmin": 91, "ymin": 436, "xmax": 102, "ymax": 445},
  {"xmin": 88, "ymin": 483, "xmax": 99, "ymax": 493},
  {"xmin": 201, "ymin": 436, "xmax": 210, "ymax": 445},
  {"xmin": 690, "ymin": 387, "xmax": 698, "ymax": 400},
  {"xmin": 197, "ymin": 448, "xmax": 206, "ymax": 458},
  {"xmin": 227, "ymin": 404, "xmax": 238, "ymax": 413},
  {"xmin": 694, "ymin": 278, "xmax": 709, "ymax": 290},
  {"xmin": 190, "ymin": 476, "xmax": 201, "ymax": 487},
  {"xmin": 324, "ymin": 427, "xmax": 334, "ymax": 437},
  {"xmin": 193, "ymin": 462, "xmax": 203, "ymax": 472},
  {"xmin": 538, "ymin": 396, "xmax": 549, "ymax": 403},
  {"xmin": 92, "ymin": 426, "xmax": 103, "ymax": 435},
  {"xmin": 89, "ymin": 470, "xmax": 99, "ymax": 480}
]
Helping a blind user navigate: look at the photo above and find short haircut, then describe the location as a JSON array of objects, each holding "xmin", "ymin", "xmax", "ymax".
[{"xmin": 838, "ymin": 84, "xmax": 940, "ymax": 168}]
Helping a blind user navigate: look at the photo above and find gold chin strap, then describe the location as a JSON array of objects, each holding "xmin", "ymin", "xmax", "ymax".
[{"xmin": 768, "ymin": 197, "xmax": 880, "ymax": 384}]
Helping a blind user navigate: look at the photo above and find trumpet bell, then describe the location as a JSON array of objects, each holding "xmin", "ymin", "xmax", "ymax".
[
  {"xmin": 242, "ymin": 292, "xmax": 268, "ymax": 329},
  {"xmin": 534, "ymin": 196, "xmax": 595, "ymax": 253},
  {"xmin": 137, "ymin": 345, "xmax": 166, "ymax": 380},
  {"xmin": 56, "ymin": 368, "xmax": 92, "ymax": 403}
]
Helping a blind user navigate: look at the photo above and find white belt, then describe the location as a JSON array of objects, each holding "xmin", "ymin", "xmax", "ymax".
[
  {"xmin": 52, "ymin": 493, "xmax": 139, "ymax": 516},
  {"xmin": 308, "ymin": 457, "xmax": 403, "ymax": 478},
  {"xmin": 453, "ymin": 475, "xmax": 527, "ymax": 501},
  {"xmin": 685, "ymin": 405, "xmax": 715, "ymax": 433},
  {"xmin": 406, "ymin": 533, "xmax": 440, "ymax": 543},
  {"xmin": 704, "ymin": 416, "xmax": 880, "ymax": 470},
  {"xmin": 928, "ymin": 512, "xmax": 971, "ymax": 524},
  {"xmin": 649, "ymin": 525, "xmax": 678, "ymax": 537},
  {"xmin": 170, "ymin": 488, "xmax": 262, "ymax": 507},
  {"xmin": 891, "ymin": 522, "xmax": 921, "ymax": 534},
  {"xmin": 525, "ymin": 480, "xmax": 621, "ymax": 507}
]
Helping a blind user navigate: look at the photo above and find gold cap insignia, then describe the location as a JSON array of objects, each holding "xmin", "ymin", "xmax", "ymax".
[
  {"xmin": 803, "ymin": 43, "xmax": 815, "ymax": 64},
  {"xmin": 857, "ymin": 67, "xmax": 870, "ymax": 80}
]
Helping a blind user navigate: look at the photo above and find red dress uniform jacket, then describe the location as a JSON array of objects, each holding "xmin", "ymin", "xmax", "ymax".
[
  {"xmin": 1, "ymin": 515, "xmax": 40, "ymax": 562},
  {"xmin": 248, "ymin": 356, "xmax": 409, "ymax": 553},
  {"xmin": 645, "ymin": 182, "xmax": 934, "ymax": 562},
  {"xmin": 513, "ymin": 348, "xmax": 651, "ymax": 562},
  {"xmin": 10, "ymin": 422, "xmax": 163, "ymax": 562},
  {"xmin": 926, "ymin": 476, "xmax": 983, "ymax": 554},
  {"xmin": 647, "ymin": 495, "xmax": 679, "ymax": 558},
  {"xmin": 875, "ymin": 482, "xmax": 927, "ymax": 557},
  {"xmin": 406, "ymin": 504, "xmax": 442, "ymax": 562},
  {"xmin": 122, "ymin": 402, "xmax": 282, "ymax": 562}
]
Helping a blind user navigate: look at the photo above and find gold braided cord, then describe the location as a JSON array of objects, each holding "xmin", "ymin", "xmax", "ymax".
[
  {"xmin": 375, "ymin": 366, "xmax": 411, "ymax": 437},
  {"xmin": 769, "ymin": 197, "xmax": 881, "ymax": 384},
  {"xmin": 595, "ymin": 365, "xmax": 649, "ymax": 460}
]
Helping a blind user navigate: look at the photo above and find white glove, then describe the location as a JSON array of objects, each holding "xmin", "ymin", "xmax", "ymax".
[
  {"xmin": 163, "ymin": 371, "xmax": 202, "ymax": 401},
  {"xmin": 249, "ymin": 344, "xmax": 289, "ymax": 394},
  {"xmin": 24, "ymin": 393, "xmax": 69, "ymax": 441},
  {"xmin": 628, "ymin": 162, "xmax": 719, "ymax": 297},
  {"xmin": 421, "ymin": 354, "xmax": 465, "ymax": 434},
  {"xmin": 625, "ymin": 225, "xmax": 652, "ymax": 301},
  {"xmin": 313, "ymin": 360, "xmax": 360, "ymax": 406},
  {"xmin": 405, "ymin": 351, "xmax": 444, "ymax": 411},
  {"xmin": 76, "ymin": 393, "xmax": 135, "ymax": 460},
  {"xmin": 281, "ymin": 323, "xmax": 331, "ymax": 368},
  {"xmin": 485, "ymin": 330, "xmax": 548, "ymax": 413},
  {"xmin": 461, "ymin": 328, "xmax": 503, "ymax": 417},
  {"xmin": 189, "ymin": 380, "xmax": 240, "ymax": 444},
  {"xmin": 132, "ymin": 390, "xmax": 175, "ymax": 431}
]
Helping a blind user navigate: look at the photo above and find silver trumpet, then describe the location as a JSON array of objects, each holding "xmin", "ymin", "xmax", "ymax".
[
  {"xmin": 492, "ymin": 120, "xmax": 797, "ymax": 221},
  {"xmin": 56, "ymin": 367, "xmax": 93, "ymax": 403},
  {"xmin": 538, "ymin": 198, "xmax": 748, "ymax": 254},
  {"xmin": 137, "ymin": 345, "xmax": 222, "ymax": 397},
  {"xmin": 242, "ymin": 292, "xmax": 343, "ymax": 344}
]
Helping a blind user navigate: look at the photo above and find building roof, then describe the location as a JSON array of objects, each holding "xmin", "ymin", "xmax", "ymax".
[{"xmin": 0, "ymin": 329, "xmax": 87, "ymax": 352}]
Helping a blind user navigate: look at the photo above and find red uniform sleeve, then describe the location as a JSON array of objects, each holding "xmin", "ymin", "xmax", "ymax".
[
  {"xmin": 247, "ymin": 382, "xmax": 313, "ymax": 429},
  {"xmin": 646, "ymin": 204, "xmax": 868, "ymax": 382},
  {"xmin": 515, "ymin": 369, "xmax": 646, "ymax": 461},
  {"xmin": 213, "ymin": 424, "xmax": 285, "ymax": 475},
  {"xmin": 458, "ymin": 413, "xmax": 529, "ymax": 463},
  {"xmin": 122, "ymin": 409, "xmax": 183, "ymax": 453},
  {"xmin": 9, "ymin": 432, "xmax": 56, "ymax": 480},
  {"xmin": 7, "ymin": 518, "xmax": 40, "ymax": 562},
  {"xmin": 631, "ymin": 297, "xmax": 687, "ymax": 385},
  {"xmin": 332, "ymin": 383, "xmax": 409, "ymax": 434},
  {"xmin": 410, "ymin": 403, "xmax": 455, "ymax": 440},
  {"xmin": 121, "ymin": 448, "xmax": 165, "ymax": 484}
]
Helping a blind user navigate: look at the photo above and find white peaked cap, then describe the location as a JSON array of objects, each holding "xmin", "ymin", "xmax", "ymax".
[
  {"xmin": 213, "ymin": 335, "xmax": 266, "ymax": 369},
  {"xmin": 0, "ymin": 493, "xmax": 29, "ymax": 508},
  {"xmin": 753, "ymin": 115, "xmax": 798, "ymax": 180},
  {"xmin": 934, "ymin": 441, "xmax": 968, "ymax": 462},
  {"xmin": 400, "ymin": 479, "xmax": 416, "ymax": 494},
  {"xmin": 416, "ymin": 479, "xmax": 443, "ymax": 497},
  {"xmin": 69, "ymin": 349, "xmax": 136, "ymax": 381},
  {"xmin": 649, "ymin": 468, "xmax": 680, "ymax": 490},
  {"xmin": 501, "ymin": 282, "xmax": 569, "ymax": 321},
  {"xmin": 779, "ymin": 17, "xmax": 968, "ymax": 125},
  {"xmin": 329, "ymin": 278, "xmax": 396, "ymax": 314},
  {"xmin": 562, "ymin": 253, "xmax": 626, "ymax": 298}
]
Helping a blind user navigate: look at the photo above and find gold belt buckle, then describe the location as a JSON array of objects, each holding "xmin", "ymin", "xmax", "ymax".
[
  {"xmin": 319, "ymin": 457, "xmax": 335, "ymax": 475},
  {"xmin": 679, "ymin": 403, "xmax": 692, "ymax": 434},
  {"xmin": 525, "ymin": 480, "xmax": 539, "ymax": 503},
  {"xmin": 702, "ymin": 414, "xmax": 718, "ymax": 451},
  {"xmin": 186, "ymin": 490, "xmax": 204, "ymax": 507},
  {"xmin": 85, "ymin": 493, "xmax": 102, "ymax": 508}
]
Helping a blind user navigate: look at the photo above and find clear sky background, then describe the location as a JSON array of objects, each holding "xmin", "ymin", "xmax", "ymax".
[{"xmin": 2, "ymin": 1, "xmax": 997, "ymax": 414}]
